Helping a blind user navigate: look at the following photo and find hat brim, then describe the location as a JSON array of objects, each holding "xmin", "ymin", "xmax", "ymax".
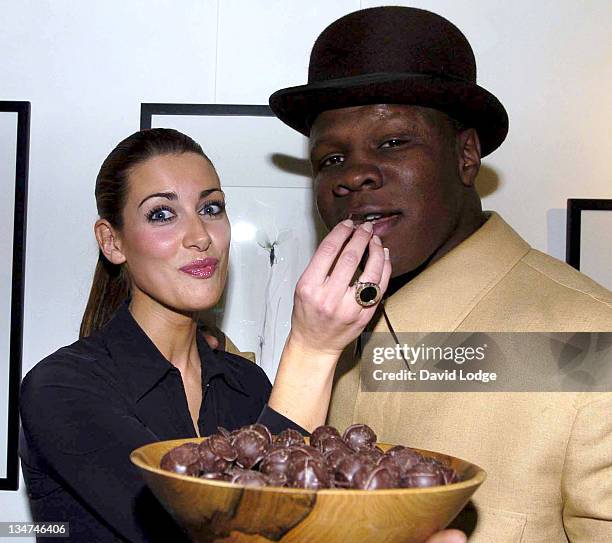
[{"xmin": 269, "ymin": 72, "xmax": 508, "ymax": 157}]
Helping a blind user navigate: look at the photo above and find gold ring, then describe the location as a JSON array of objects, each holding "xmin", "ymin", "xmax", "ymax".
[{"xmin": 354, "ymin": 282, "xmax": 382, "ymax": 307}]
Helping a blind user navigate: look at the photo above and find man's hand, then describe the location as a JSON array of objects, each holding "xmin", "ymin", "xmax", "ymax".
[{"xmin": 425, "ymin": 529, "xmax": 467, "ymax": 543}]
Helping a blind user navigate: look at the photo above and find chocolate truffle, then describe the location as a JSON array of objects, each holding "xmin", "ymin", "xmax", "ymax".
[
  {"xmin": 342, "ymin": 423, "xmax": 377, "ymax": 451},
  {"xmin": 334, "ymin": 454, "xmax": 375, "ymax": 488},
  {"xmin": 401, "ymin": 462, "xmax": 446, "ymax": 488},
  {"xmin": 198, "ymin": 438, "xmax": 233, "ymax": 474},
  {"xmin": 231, "ymin": 470, "xmax": 269, "ymax": 487},
  {"xmin": 274, "ymin": 428, "xmax": 305, "ymax": 447},
  {"xmin": 160, "ymin": 442, "xmax": 201, "ymax": 476},
  {"xmin": 260, "ymin": 447, "xmax": 293, "ymax": 477},
  {"xmin": 310, "ymin": 425, "xmax": 341, "ymax": 449},
  {"xmin": 231, "ymin": 428, "xmax": 270, "ymax": 469},
  {"xmin": 247, "ymin": 423, "xmax": 272, "ymax": 445},
  {"xmin": 288, "ymin": 457, "xmax": 331, "ymax": 490},
  {"xmin": 353, "ymin": 465, "xmax": 399, "ymax": 490},
  {"xmin": 384, "ymin": 446, "xmax": 423, "ymax": 475}
]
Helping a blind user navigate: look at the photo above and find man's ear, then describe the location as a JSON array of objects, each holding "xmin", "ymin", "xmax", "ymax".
[
  {"xmin": 457, "ymin": 128, "xmax": 481, "ymax": 188},
  {"xmin": 94, "ymin": 219, "xmax": 126, "ymax": 265}
]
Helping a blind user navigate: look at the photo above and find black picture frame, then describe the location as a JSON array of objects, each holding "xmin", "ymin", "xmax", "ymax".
[
  {"xmin": 0, "ymin": 101, "xmax": 30, "ymax": 491},
  {"xmin": 566, "ymin": 199, "xmax": 612, "ymax": 271},
  {"xmin": 140, "ymin": 103, "xmax": 273, "ymax": 130}
]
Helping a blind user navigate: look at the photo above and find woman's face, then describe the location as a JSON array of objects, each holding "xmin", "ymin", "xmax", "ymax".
[{"xmin": 116, "ymin": 152, "xmax": 230, "ymax": 314}]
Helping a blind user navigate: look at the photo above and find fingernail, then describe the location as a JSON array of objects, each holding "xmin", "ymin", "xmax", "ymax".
[
  {"xmin": 341, "ymin": 219, "xmax": 353, "ymax": 228},
  {"xmin": 361, "ymin": 221, "xmax": 373, "ymax": 232},
  {"xmin": 372, "ymin": 235, "xmax": 382, "ymax": 246},
  {"xmin": 384, "ymin": 247, "xmax": 390, "ymax": 260}
]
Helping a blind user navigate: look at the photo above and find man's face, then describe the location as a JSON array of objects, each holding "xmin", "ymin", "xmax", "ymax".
[{"xmin": 310, "ymin": 104, "xmax": 467, "ymax": 277}]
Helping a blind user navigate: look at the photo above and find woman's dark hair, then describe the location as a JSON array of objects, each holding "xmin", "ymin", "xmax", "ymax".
[{"xmin": 79, "ymin": 128, "xmax": 211, "ymax": 338}]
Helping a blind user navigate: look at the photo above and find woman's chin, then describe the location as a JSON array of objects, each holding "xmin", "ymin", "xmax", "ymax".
[
  {"xmin": 176, "ymin": 294, "xmax": 223, "ymax": 314},
  {"xmin": 133, "ymin": 290, "xmax": 222, "ymax": 317}
]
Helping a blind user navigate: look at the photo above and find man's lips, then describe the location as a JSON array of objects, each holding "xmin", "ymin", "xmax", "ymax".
[
  {"xmin": 370, "ymin": 214, "xmax": 401, "ymax": 237},
  {"xmin": 343, "ymin": 209, "xmax": 402, "ymax": 237},
  {"xmin": 344, "ymin": 209, "xmax": 401, "ymax": 224},
  {"xmin": 179, "ymin": 258, "xmax": 218, "ymax": 279}
]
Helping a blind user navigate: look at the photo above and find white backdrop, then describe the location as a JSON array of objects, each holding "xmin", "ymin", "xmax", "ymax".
[
  {"xmin": 581, "ymin": 211, "xmax": 612, "ymax": 289},
  {"xmin": 1, "ymin": 0, "xmax": 611, "ymax": 530}
]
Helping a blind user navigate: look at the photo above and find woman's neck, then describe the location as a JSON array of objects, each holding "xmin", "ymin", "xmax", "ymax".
[{"xmin": 128, "ymin": 291, "xmax": 200, "ymax": 374}]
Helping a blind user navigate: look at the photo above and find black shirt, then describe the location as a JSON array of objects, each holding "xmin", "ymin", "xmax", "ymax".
[{"xmin": 19, "ymin": 302, "xmax": 305, "ymax": 542}]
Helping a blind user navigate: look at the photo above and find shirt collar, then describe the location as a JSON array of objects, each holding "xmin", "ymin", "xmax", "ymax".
[
  {"xmin": 378, "ymin": 212, "xmax": 531, "ymax": 332},
  {"xmin": 102, "ymin": 301, "xmax": 247, "ymax": 402}
]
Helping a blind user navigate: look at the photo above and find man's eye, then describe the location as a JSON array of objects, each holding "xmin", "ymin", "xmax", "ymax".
[
  {"xmin": 320, "ymin": 154, "xmax": 344, "ymax": 168},
  {"xmin": 380, "ymin": 138, "xmax": 406, "ymax": 148}
]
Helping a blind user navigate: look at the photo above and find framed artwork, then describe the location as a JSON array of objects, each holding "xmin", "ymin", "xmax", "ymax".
[
  {"xmin": 140, "ymin": 104, "xmax": 322, "ymax": 379},
  {"xmin": 566, "ymin": 198, "xmax": 612, "ymax": 290},
  {"xmin": 0, "ymin": 101, "xmax": 30, "ymax": 490}
]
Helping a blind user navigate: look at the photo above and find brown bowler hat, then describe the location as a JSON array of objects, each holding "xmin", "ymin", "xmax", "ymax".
[{"xmin": 269, "ymin": 6, "xmax": 508, "ymax": 156}]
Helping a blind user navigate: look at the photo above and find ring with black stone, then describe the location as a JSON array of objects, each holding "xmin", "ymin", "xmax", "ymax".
[{"xmin": 354, "ymin": 281, "xmax": 382, "ymax": 307}]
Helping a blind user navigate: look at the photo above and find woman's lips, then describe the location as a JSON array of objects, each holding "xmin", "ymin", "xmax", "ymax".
[{"xmin": 179, "ymin": 258, "xmax": 218, "ymax": 279}]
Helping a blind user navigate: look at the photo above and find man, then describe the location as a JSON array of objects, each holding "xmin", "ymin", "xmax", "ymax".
[{"xmin": 269, "ymin": 6, "xmax": 612, "ymax": 542}]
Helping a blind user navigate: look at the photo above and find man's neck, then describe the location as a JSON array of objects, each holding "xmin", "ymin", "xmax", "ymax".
[{"xmin": 386, "ymin": 210, "xmax": 489, "ymax": 298}]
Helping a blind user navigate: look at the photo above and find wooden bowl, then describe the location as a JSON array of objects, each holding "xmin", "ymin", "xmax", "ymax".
[{"xmin": 131, "ymin": 437, "xmax": 485, "ymax": 543}]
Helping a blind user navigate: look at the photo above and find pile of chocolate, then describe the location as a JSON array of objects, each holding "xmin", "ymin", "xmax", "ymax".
[{"xmin": 159, "ymin": 423, "xmax": 459, "ymax": 490}]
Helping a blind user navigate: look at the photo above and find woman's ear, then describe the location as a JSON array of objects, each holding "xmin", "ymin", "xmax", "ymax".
[
  {"xmin": 457, "ymin": 128, "xmax": 482, "ymax": 188},
  {"xmin": 94, "ymin": 219, "xmax": 126, "ymax": 265}
]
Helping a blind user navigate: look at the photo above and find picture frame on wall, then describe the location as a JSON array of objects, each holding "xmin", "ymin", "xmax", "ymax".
[
  {"xmin": 140, "ymin": 104, "xmax": 322, "ymax": 380},
  {"xmin": 566, "ymin": 198, "xmax": 612, "ymax": 291},
  {"xmin": 0, "ymin": 101, "xmax": 30, "ymax": 491}
]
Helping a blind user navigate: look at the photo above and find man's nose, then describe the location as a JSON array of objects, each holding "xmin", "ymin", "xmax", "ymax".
[
  {"xmin": 332, "ymin": 163, "xmax": 383, "ymax": 196},
  {"xmin": 183, "ymin": 214, "xmax": 212, "ymax": 251}
]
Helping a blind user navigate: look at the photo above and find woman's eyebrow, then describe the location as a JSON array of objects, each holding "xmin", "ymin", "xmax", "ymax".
[
  {"xmin": 138, "ymin": 188, "xmax": 222, "ymax": 208},
  {"xmin": 138, "ymin": 191, "xmax": 177, "ymax": 208}
]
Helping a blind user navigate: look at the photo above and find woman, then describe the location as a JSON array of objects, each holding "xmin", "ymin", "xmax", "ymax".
[{"xmin": 18, "ymin": 128, "xmax": 390, "ymax": 542}]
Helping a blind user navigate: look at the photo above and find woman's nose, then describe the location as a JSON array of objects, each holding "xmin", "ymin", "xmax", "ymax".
[
  {"xmin": 183, "ymin": 214, "xmax": 212, "ymax": 251},
  {"xmin": 331, "ymin": 163, "xmax": 383, "ymax": 197}
]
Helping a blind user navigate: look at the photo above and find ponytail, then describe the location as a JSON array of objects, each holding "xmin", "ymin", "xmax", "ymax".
[{"xmin": 79, "ymin": 253, "xmax": 129, "ymax": 339}]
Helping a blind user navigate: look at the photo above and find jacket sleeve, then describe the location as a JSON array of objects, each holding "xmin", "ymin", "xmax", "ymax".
[
  {"xmin": 257, "ymin": 404, "xmax": 309, "ymax": 436},
  {"xmin": 19, "ymin": 359, "xmax": 188, "ymax": 543},
  {"xmin": 561, "ymin": 393, "xmax": 612, "ymax": 541}
]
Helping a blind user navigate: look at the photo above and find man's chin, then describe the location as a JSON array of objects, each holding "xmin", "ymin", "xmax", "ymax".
[{"xmin": 389, "ymin": 251, "xmax": 437, "ymax": 279}]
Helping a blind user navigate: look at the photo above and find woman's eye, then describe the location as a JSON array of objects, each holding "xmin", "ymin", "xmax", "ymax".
[
  {"xmin": 200, "ymin": 201, "xmax": 226, "ymax": 217},
  {"xmin": 147, "ymin": 207, "xmax": 175, "ymax": 223},
  {"xmin": 320, "ymin": 154, "xmax": 344, "ymax": 169},
  {"xmin": 380, "ymin": 138, "xmax": 405, "ymax": 148}
]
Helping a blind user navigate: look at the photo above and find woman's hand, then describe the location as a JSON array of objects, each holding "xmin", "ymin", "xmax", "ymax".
[
  {"xmin": 268, "ymin": 219, "xmax": 391, "ymax": 431},
  {"xmin": 288, "ymin": 218, "xmax": 391, "ymax": 357},
  {"xmin": 425, "ymin": 529, "xmax": 467, "ymax": 543}
]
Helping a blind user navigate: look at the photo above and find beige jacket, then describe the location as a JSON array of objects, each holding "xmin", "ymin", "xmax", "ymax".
[{"xmin": 327, "ymin": 213, "xmax": 612, "ymax": 542}]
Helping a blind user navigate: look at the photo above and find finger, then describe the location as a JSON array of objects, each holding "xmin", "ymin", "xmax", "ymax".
[
  {"xmin": 357, "ymin": 235, "xmax": 385, "ymax": 284},
  {"xmin": 299, "ymin": 219, "xmax": 356, "ymax": 286},
  {"xmin": 378, "ymin": 247, "xmax": 392, "ymax": 296},
  {"xmin": 352, "ymin": 244, "xmax": 391, "ymax": 313},
  {"xmin": 201, "ymin": 332, "xmax": 220, "ymax": 350},
  {"xmin": 425, "ymin": 529, "xmax": 467, "ymax": 543},
  {"xmin": 325, "ymin": 221, "xmax": 373, "ymax": 293}
]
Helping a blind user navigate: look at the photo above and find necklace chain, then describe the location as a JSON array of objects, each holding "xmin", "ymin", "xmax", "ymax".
[{"xmin": 379, "ymin": 300, "xmax": 411, "ymax": 371}]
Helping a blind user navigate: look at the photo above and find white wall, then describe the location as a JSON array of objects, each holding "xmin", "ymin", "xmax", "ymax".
[{"xmin": 1, "ymin": 0, "xmax": 611, "ymax": 531}]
